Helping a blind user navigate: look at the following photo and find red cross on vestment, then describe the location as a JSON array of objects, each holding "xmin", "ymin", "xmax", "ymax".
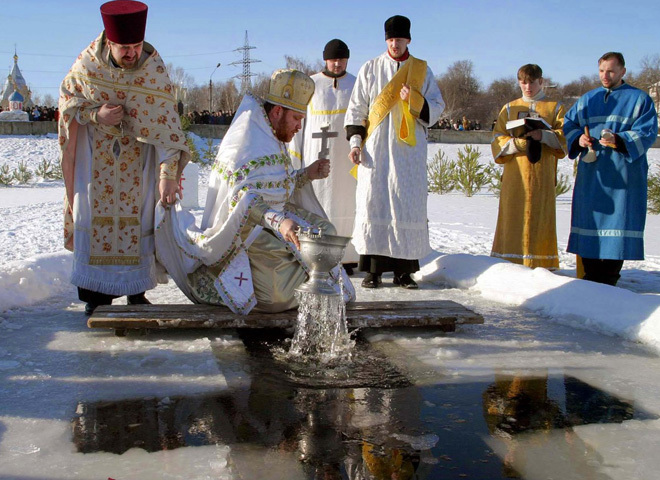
[{"xmin": 234, "ymin": 272, "xmax": 248, "ymax": 287}]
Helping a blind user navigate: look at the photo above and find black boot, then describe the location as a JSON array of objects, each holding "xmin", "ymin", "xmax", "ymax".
[
  {"xmin": 127, "ymin": 293, "xmax": 152, "ymax": 305},
  {"xmin": 361, "ymin": 273, "xmax": 382, "ymax": 288},
  {"xmin": 79, "ymin": 287, "xmax": 114, "ymax": 316},
  {"xmin": 342, "ymin": 262, "xmax": 358, "ymax": 276},
  {"xmin": 84, "ymin": 303, "xmax": 98, "ymax": 316},
  {"xmin": 393, "ymin": 272, "xmax": 418, "ymax": 289}
]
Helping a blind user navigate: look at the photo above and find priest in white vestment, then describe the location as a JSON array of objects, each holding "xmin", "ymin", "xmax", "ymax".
[
  {"xmin": 58, "ymin": 1, "xmax": 190, "ymax": 315},
  {"xmin": 344, "ymin": 15, "xmax": 444, "ymax": 289},
  {"xmin": 290, "ymin": 39, "xmax": 358, "ymax": 272},
  {"xmin": 155, "ymin": 69, "xmax": 355, "ymax": 314}
]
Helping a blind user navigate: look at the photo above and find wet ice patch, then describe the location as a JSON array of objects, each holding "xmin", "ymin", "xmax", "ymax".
[
  {"xmin": 43, "ymin": 333, "xmax": 235, "ymax": 401},
  {"xmin": 0, "ymin": 417, "xmax": 234, "ymax": 480},
  {"xmin": 432, "ymin": 347, "xmax": 462, "ymax": 359},
  {"xmin": 0, "ymin": 360, "xmax": 20, "ymax": 370},
  {"xmin": 392, "ymin": 433, "xmax": 440, "ymax": 450}
]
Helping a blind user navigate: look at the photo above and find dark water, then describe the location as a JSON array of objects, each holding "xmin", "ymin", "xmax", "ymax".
[{"xmin": 72, "ymin": 330, "xmax": 655, "ymax": 479}]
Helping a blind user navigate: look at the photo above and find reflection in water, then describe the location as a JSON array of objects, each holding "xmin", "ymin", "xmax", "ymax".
[
  {"xmin": 481, "ymin": 371, "xmax": 648, "ymax": 478},
  {"xmin": 72, "ymin": 334, "xmax": 655, "ymax": 479}
]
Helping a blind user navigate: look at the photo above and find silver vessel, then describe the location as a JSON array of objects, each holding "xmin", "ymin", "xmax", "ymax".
[{"xmin": 295, "ymin": 228, "xmax": 351, "ymax": 296}]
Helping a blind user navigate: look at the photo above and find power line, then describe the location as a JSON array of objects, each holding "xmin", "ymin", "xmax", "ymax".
[
  {"xmin": 0, "ymin": 49, "xmax": 238, "ymax": 60},
  {"xmin": 165, "ymin": 49, "xmax": 236, "ymax": 58},
  {"xmin": 0, "ymin": 51, "xmax": 72, "ymax": 58},
  {"xmin": 20, "ymin": 70, "xmax": 68, "ymax": 74},
  {"xmin": 228, "ymin": 31, "xmax": 260, "ymax": 93}
]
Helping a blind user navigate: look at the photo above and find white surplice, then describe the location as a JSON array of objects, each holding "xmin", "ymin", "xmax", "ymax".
[
  {"xmin": 290, "ymin": 71, "xmax": 358, "ymax": 263},
  {"xmin": 344, "ymin": 52, "xmax": 444, "ymax": 260}
]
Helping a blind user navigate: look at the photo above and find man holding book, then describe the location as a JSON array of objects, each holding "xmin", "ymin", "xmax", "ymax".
[
  {"xmin": 563, "ymin": 52, "xmax": 658, "ymax": 286},
  {"xmin": 490, "ymin": 64, "xmax": 567, "ymax": 269}
]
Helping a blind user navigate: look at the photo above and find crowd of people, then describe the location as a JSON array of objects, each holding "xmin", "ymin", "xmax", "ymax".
[
  {"xmin": 0, "ymin": 105, "xmax": 59, "ymax": 121},
  {"xmin": 27, "ymin": 105, "xmax": 59, "ymax": 121},
  {"xmin": 56, "ymin": 0, "xmax": 658, "ymax": 320},
  {"xmin": 432, "ymin": 116, "xmax": 482, "ymax": 131},
  {"xmin": 185, "ymin": 109, "xmax": 235, "ymax": 125}
]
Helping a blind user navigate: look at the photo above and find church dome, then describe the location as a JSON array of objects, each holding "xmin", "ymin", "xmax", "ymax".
[
  {"xmin": 2, "ymin": 51, "xmax": 31, "ymax": 109},
  {"xmin": 9, "ymin": 90, "xmax": 24, "ymax": 103}
]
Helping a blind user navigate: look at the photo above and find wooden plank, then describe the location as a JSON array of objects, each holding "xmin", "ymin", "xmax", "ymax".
[{"xmin": 87, "ymin": 299, "xmax": 483, "ymax": 332}]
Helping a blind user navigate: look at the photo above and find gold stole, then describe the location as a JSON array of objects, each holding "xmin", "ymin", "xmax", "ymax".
[
  {"xmin": 350, "ymin": 56, "xmax": 427, "ymax": 179},
  {"xmin": 89, "ymin": 131, "xmax": 145, "ymax": 266}
]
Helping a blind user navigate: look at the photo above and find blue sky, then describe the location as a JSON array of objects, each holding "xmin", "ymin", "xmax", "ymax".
[{"xmin": 2, "ymin": 0, "xmax": 659, "ymax": 100}]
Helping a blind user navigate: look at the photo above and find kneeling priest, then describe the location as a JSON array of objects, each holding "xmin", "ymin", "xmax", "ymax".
[{"xmin": 155, "ymin": 69, "xmax": 355, "ymax": 314}]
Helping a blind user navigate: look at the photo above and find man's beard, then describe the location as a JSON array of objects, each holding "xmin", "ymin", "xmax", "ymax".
[
  {"xmin": 323, "ymin": 68, "xmax": 346, "ymax": 78},
  {"xmin": 273, "ymin": 118, "xmax": 294, "ymax": 143}
]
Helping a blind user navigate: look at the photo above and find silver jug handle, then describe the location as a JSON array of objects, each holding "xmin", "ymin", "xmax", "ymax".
[{"xmin": 296, "ymin": 226, "xmax": 323, "ymax": 239}]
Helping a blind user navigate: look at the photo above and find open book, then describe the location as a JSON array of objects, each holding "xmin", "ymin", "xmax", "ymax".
[{"xmin": 505, "ymin": 117, "xmax": 552, "ymax": 138}]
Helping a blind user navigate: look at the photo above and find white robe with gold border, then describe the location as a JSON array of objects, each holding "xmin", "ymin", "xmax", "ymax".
[
  {"xmin": 344, "ymin": 52, "xmax": 445, "ymax": 260},
  {"xmin": 290, "ymin": 71, "xmax": 358, "ymax": 263}
]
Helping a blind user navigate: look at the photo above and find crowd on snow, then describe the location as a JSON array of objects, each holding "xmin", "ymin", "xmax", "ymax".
[
  {"xmin": 431, "ymin": 116, "xmax": 483, "ymax": 130},
  {"xmin": 185, "ymin": 109, "xmax": 236, "ymax": 125},
  {"xmin": 0, "ymin": 105, "xmax": 60, "ymax": 121}
]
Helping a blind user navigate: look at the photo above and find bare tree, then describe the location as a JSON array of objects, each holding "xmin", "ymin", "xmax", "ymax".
[
  {"xmin": 166, "ymin": 63, "xmax": 197, "ymax": 110},
  {"xmin": 628, "ymin": 54, "xmax": 660, "ymax": 91},
  {"xmin": 183, "ymin": 85, "xmax": 209, "ymax": 113},
  {"xmin": 42, "ymin": 93, "xmax": 56, "ymax": 107},
  {"xmin": 166, "ymin": 63, "xmax": 196, "ymax": 91},
  {"xmin": 152, "ymin": 52, "xmax": 660, "ymax": 124},
  {"xmin": 480, "ymin": 76, "xmax": 519, "ymax": 127},
  {"xmin": 216, "ymin": 80, "xmax": 241, "ymax": 112},
  {"xmin": 437, "ymin": 60, "xmax": 482, "ymax": 122},
  {"xmin": 558, "ymin": 75, "xmax": 600, "ymax": 109},
  {"xmin": 251, "ymin": 73, "xmax": 271, "ymax": 101},
  {"xmin": 284, "ymin": 55, "xmax": 324, "ymax": 76}
]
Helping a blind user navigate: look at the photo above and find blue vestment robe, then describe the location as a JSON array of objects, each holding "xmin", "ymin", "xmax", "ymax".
[{"xmin": 564, "ymin": 82, "xmax": 658, "ymax": 260}]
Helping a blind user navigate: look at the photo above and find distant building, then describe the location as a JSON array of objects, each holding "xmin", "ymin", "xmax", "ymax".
[
  {"xmin": 8, "ymin": 89, "xmax": 24, "ymax": 111},
  {"xmin": 0, "ymin": 87, "xmax": 28, "ymax": 121},
  {"xmin": 1, "ymin": 51, "xmax": 32, "ymax": 110}
]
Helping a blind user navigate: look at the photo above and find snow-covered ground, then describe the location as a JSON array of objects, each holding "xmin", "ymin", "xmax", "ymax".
[
  {"xmin": 3, "ymin": 135, "xmax": 660, "ymax": 347},
  {"xmin": 2, "ymin": 134, "xmax": 660, "ymax": 478}
]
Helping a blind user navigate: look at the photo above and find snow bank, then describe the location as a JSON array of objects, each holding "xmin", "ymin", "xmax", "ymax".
[
  {"xmin": 0, "ymin": 251, "xmax": 73, "ymax": 311},
  {"xmin": 419, "ymin": 253, "xmax": 660, "ymax": 352}
]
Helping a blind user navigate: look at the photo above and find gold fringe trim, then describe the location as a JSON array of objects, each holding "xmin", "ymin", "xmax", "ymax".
[
  {"xmin": 89, "ymin": 255, "xmax": 141, "ymax": 266},
  {"xmin": 92, "ymin": 216, "xmax": 141, "ymax": 228},
  {"xmin": 66, "ymin": 72, "xmax": 176, "ymax": 104},
  {"xmin": 92, "ymin": 216, "xmax": 114, "ymax": 226},
  {"xmin": 118, "ymin": 217, "xmax": 140, "ymax": 230}
]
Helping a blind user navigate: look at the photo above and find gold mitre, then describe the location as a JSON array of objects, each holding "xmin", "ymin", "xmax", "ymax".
[{"xmin": 265, "ymin": 69, "xmax": 315, "ymax": 114}]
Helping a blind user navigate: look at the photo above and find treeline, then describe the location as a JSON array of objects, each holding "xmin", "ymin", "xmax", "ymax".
[
  {"xmin": 168, "ymin": 54, "xmax": 660, "ymax": 126},
  {"xmin": 438, "ymin": 55, "xmax": 660, "ymax": 127}
]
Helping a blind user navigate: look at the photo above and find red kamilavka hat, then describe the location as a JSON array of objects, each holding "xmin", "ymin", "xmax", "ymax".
[{"xmin": 100, "ymin": 0, "xmax": 148, "ymax": 45}]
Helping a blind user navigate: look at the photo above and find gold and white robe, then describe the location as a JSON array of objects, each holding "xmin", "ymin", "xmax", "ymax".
[
  {"xmin": 490, "ymin": 93, "xmax": 567, "ymax": 269},
  {"xmin": 58, "ymin": 32, "xmax": 189, "ymax": 296}
]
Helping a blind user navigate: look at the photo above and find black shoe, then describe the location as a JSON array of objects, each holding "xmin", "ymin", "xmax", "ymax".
[
  {"xmin": 393, "ymin": 273, "xmax": 418, "ymax": 289},
  {"xmin": 342, "ymin": 263, "xmax": 357, "ymax": 276},
  {"xmin": 127, "ymin": 293, "xmax": 151, "ymax": 305},
  {"xmin": 361, "ymin": 273, "xmax": 382, "ymax": 288},
  {"xmin": 84, "ymin": 303, "xmax": 98, "ymax": 316}
]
